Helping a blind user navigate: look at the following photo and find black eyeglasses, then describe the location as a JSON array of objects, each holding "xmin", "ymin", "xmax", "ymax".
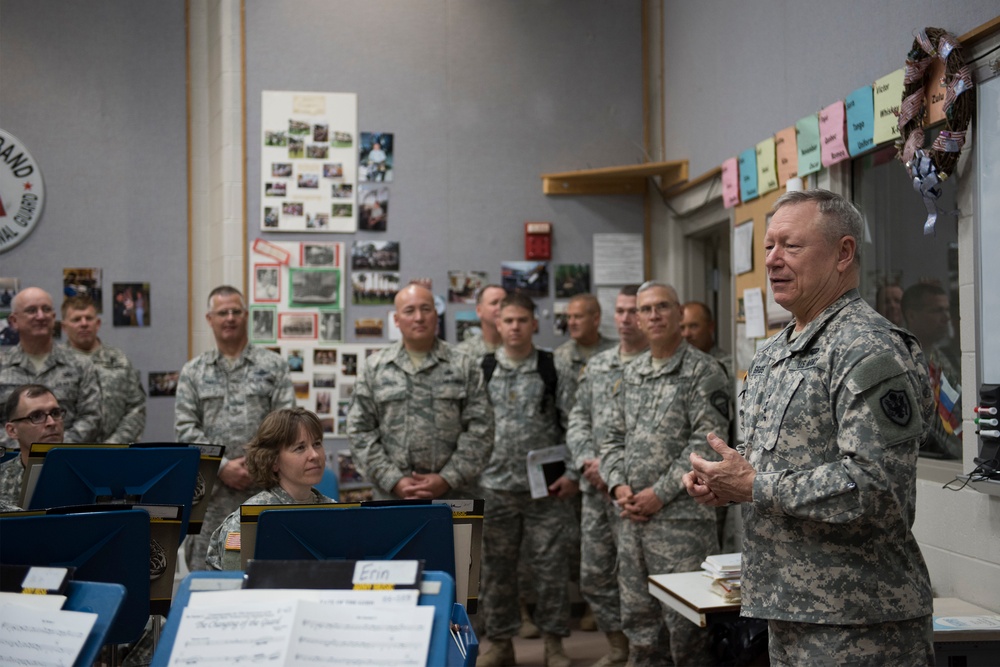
[
  {"xmin": 637, "ymin": 301, "xmax": 676, "ymax": 316},
  {"xmin": 9, "ymin": 408, "xmax": 65, "ymax": 424}
]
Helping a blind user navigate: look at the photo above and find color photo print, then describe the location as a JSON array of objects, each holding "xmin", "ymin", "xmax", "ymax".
[
  {"xmin": 63, "ymin": 268, "xmax": 103, "ymax": 313},
  {"xmin": 111, "ymin": 283, "xmax": 150, "ymax": 327}
]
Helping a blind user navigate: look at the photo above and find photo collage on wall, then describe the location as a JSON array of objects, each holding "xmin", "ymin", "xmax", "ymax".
[
  {"xmin": 248, "ymin": 239, "xmax": 387, "ymax": 437},
  {"xmin": 261, "ymin": 91, "xmax": 359, "ymax": 233}
]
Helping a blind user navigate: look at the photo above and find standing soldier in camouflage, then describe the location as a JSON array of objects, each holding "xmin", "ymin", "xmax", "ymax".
[
  {"xmin": 566, "ymin": 284, "xmax": 647, "ymax": 667},
  {"xmin": 456, "ymin": 284, "xmax": 506, "ymax": 360},
  {"xmin": 347, "ymin": 284, "xmax": 494, "ymax": 500},
  {"xmin": 554, "ymin": 293, "xmax": 617, "ymax": 411},
  {"xmin": 175, "ymin": 285, "xmax": 295, "ymax": 571},
  {"xmin": 601, "ymin": 281, "xmax": 730, "ymax": 666},
  {"xmin": 478, "ymin": 294, "xmax": 578, "ymax": 667},
  {"xmin": 681, "ymin": 301, "xmax": 733, "ymax": 380},
  {"xmin": 685, "ymin": 190, "xmax": 936, "ymax": 666},
  {"xmin": 61, "ymin": 295, "xmax": 146, "ymax": 443},
  {"xmin": 1, "ymin": 384, "xmax": 65, "ymax": 508},
  {"xmin": 1, "ymin": 287, "xmax": 101, "ymax": 450}
]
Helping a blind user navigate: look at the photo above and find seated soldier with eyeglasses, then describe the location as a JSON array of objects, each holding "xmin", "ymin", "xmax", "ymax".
[{"xmin": 1, "ymin": 384, "xmax": 66, "ymax": 509}]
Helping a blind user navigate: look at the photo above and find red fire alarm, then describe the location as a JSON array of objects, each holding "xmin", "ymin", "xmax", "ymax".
[{"xmin": 524, "ymin": 221, "xmax": 552, "ymax": 260}]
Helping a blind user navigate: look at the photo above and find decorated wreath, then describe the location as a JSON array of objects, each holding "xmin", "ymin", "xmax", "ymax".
[{"xmin": 896, "ymin": 27, "xmax": 975, "ymax": 235}]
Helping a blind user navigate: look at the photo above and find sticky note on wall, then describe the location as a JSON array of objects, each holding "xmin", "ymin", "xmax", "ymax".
[
  {"xmin": 722, "ymin": 157, "xmax": 740, "ymax": 208},
  {"xmin": 845, "ymin": 86, "xmax": 875, "ymax": 156},
  {"xmin": 819, "ymin": 101, "xmax": 849, "ymax": 167},
  {"xmin": 873, "ymin": 68, "xmax": 904, "ymax": 145},
  {"xmin": 796, "ymin": 114, "xmax": 821, "ymax": 177},
  {"xmin": 774, "ymin": 126, "xmax": 797, "ymax": 186},
  {"xmin": 738, "ymin": 148, "xmax": 758, "ymax": 202},
  {"xmin": 756, "ymin": 138, "xmax": 778, "ymax": 195}
]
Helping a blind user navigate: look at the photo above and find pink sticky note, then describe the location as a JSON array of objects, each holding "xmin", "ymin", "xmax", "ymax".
[
  {"xmin": 722, "ymin": 157, "xmax": 740, "ymax": 208},
  {"xmin": 819, "ymin": 101, "xmax": 849, "ymax": 167}
]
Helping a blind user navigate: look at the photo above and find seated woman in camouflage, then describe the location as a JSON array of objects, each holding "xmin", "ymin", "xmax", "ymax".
[{"xmin": 206, "ymin": 407, "xmax": 335, "ymax": 569}]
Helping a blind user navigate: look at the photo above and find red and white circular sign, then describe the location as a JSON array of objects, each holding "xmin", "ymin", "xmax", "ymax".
[{"xmin": 0, "ymin": 128, "xmax": 46, "ymax": 254}]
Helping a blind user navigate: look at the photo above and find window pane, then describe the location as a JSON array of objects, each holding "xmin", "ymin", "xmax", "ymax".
[{"xmin": 853, "ymin": 141, "xmax": 962, "ymax": 459}]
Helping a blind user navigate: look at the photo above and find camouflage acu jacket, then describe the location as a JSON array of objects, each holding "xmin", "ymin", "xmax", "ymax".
[
  {"xmin": 347, "ymin": 340, "xmax": 494, "ymax": 497},
  {"xmin": 739, "ymin": 289, "xmax": 934, "ymax": 624}
]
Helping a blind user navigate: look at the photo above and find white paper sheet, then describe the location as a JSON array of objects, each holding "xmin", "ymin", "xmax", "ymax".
[
  {"xmin": 187, "ymin": 588, "xmax": 419, "ymax": 609},
  {"xmin": 733, "ymin": 221, "xmax": 753, "ymax": 275},
  {"xmin": 526, "ymin": 445, "xmax": 568, "ymax": 499},
  {"xmin": 0, "ymin": 602, "xmax": 96, "ymax": 667},
  {"xmin": 593, "ymin": 234, "xmax": 643, "ymax": 285},
  {"xmin": 743, "ymin": 288, "xmax": 766, "ymax": 338}
]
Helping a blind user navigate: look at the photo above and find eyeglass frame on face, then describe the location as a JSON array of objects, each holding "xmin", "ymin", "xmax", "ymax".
[
  {"xmin": 637, "ymin": 300, "xmax": 677, "ymax": 316},
  {"xmin": 9, "ymin": 407, "xmax": 65, "ymax": 424},
  {"xmin": 210, "ymin": 308, "xmax": 246, "ymax": 319}
]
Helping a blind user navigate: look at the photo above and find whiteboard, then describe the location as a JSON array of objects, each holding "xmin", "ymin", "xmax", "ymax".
[{"xmin": 978, "ymin": 74, "xmax": 1000, "ymax": 383}]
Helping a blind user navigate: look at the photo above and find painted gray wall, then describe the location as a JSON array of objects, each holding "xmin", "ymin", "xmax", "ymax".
[
  {"xmin": 245, "ymin": 0, "xmax": 646, "ymax": 350},
  {"xmin": 0, "ymin": 0, "xmax": 188, "ymax": 441},
  {"xmin": 661, "ymin": 0, "xmax": 999, "ymax": 177}
]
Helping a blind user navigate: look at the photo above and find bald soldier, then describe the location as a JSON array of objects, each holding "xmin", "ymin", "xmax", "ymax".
[
  {"xmin": 554, "ymin": 293, "xmax": 617, "ymax": 411},
  {"xmin": 347, "ymin": 284, "xmax": 494, "ymax": 499},
  {"xmin": 685, "ymin": 190, "xmax": 936, "ymax": 666}
]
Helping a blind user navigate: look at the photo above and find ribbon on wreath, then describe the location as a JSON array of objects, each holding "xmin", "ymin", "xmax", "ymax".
[{"xmin": 906, "ymin": 149, "xmax": 943, "ymax": 235}]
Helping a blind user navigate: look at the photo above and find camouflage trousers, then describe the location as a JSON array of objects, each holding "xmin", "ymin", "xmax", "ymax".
[
  {"xmin": 480, "ymin": 487, "xmax": 578, "ymax": 639},
  {"xmin": 767, "ymin": 615, "xmax": 934, "ymax": 667},
  {"xmin": 618, "ymin": 516, "xmax": 717, "ymax": 666},
  {"xmin": 184, "ymin": 482, "xmax": 259, "ymax": 571},
  {"xmin": 579, "ymin": 489, "xmax": 623, "ymax": 632}
]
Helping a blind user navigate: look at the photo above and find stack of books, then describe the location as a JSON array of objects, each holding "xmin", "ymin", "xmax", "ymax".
[{"xmin": 701, "ymin": 552, "xmax": 742, "ymax": 603}]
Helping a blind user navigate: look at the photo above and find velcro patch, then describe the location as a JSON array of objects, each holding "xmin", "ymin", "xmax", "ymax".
[
  {"xmin": 710, "ymin": 389, "xmax": 730, "ymax": 419},
  {"xmin": 880, "ymin": 389, "xmax": 912, "ymax": 426},
  {"xmin": 224, "ymin": 531, "xmax": 241, "ymax": 551}
]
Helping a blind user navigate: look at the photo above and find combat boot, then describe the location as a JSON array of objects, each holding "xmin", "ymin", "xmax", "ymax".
[
  {"xmin": 543, "ymin": 633, "xmax": 571, "ymax": 667},
  {"xmin": 579, "ymin": 602, "xmax": 597, "ymax": 631},
  {"xmin": 591, "ymin": 630, "xmax": 629, "ymax": 667},
  {"xmin": 478, "ymin": 638, "xmax": 516, "ymax": 667},
  {"xmin": 518, "ymin": 599, "xmax": 540, "ymax": 638}
]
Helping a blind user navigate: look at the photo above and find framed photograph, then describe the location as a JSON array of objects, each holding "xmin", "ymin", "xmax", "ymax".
[
  {"xmin": 287, "ymin": 349, "xmax": 305, "ymax": 372},
  {"xmin": 301, "ymin": 243, "xmax": 341, "ymax": 268},
  {"xmin": 148, "ymin": 371, "xmax": 179, "ymax": 397},
  {"xmin": 554, "ymin": 264, "xmax": 591, "ymax": 298},
  {"xmin": 111, "ymin": 282, "xmax": 150, "ymax": 327},
  {"xmin": 351, "ymin": 271, "xmax": 399, "ymax": 306},
  {"xmin": 250, "ymin": 305, "xmax": 277, "ymax": 343},
  {"xmin": 253, "ymin": 264, "xmax": 281, "ymax": 303},
  {"xmin": 449, "ymin": 270, "xmax": 488, "ymax": 304},
  {"xmin": 64, "ymin": 268, "xmax": 103, "ymax": 312},
  {"xmin": 319, "ymin": 310, "xmax": 343, "ymax": 343},
  {"xmin": 341, "ymin": 353, "xmax": 358, "ymax": 376},
  {"xmin": 289, "ymin": 267, "xmax": 340, "ymax": 308},
  {"xmin": 351, "ymin": 240, "xmax": 399, "ymax": 271},
  {"xmin": 314, "ymin": 372, "xmax": 337, "ymax": 388},
  {"xmin": 359, "ymin": 184, "xmax": 389, "ymax": 231},
  {"xmin": 279, "ymin": 312, "xmax": 317, "ymax": 339},
  {"xmin": 501, "ymin": 261, "xmax": 549, "ymax": 298},
  {"xmin": 355, "ymin": 317, "xmax": 384, "ymax": 338},
  {"xmin": 359, "ymin": 132, "xmax": 393, "ymax": 182},
  {"xmin": 313, "ymin": 348, "xmax": 337, "ymax": 366},
  {"xmin": 315, "ymin": 390, "xmax": 332, "ymax": 415}
]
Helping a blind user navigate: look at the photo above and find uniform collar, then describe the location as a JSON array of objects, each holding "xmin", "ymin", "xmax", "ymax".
[
  {"xmin": 635, "ymin": 340, "xmax": 690, "ymax": 377},
  {"xmin": 780, "ymin": 289, "xmax": 860, "ymax": 355}
]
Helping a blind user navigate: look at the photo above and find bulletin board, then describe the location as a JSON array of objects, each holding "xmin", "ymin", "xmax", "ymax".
[{"xmin": 732, "ymin": 187, "xmax": 789, "ymax": 375}]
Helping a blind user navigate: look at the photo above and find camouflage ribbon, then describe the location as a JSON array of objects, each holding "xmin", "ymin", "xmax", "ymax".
[{"xmin": 906, "ymin": 149, "xmax": 943, "ymax": 235}]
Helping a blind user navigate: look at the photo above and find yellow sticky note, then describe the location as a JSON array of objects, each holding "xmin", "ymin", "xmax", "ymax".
[
  {"xmin": 873, "ymin": 68, "xmax": 905, "ymax": 145},
  {"xmin": 756, "ymin": 137, "xmax": 777, "ymax": 195}
]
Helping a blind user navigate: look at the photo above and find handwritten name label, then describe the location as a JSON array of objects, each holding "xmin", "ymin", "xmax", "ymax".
[{"xmin": 352, "ymin": 560, "xmax": 419, "ymax": 586}]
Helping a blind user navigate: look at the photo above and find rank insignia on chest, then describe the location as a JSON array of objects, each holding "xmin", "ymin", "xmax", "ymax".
[{"xmin": 880, "ymin": 389, "xmax": 912, "ymax": 426}]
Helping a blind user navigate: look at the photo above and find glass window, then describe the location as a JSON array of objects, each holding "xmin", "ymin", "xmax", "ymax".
[{"xmin": 853, "ymin": 137, "xmax": 962, "ymax": 459}]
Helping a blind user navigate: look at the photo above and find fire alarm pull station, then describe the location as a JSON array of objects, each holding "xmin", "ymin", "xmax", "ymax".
[{"xmin": 525, "ymin": 222, "xmax": 552, "ymax": 260}]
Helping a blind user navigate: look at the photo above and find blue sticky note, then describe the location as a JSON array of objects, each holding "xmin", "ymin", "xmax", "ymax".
[
  {"xmin": 845, "ymin": 86, "xmax": 875, "ymax": 156},
  {"xmin": 738, "ymin": 148, "xmax": 758, "ymax": 202}
]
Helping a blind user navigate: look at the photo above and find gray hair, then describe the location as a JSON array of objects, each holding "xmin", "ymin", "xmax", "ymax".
[
  {"xmin": 637, "ymin": 281, "xmax": 679, "ymax": 303},
  {"xmin": 772, "ymin": 189, "xmax": 864, "ymax": 264},
  {"xmin": 206, "ymin": 285, "xmax": 245, "ymax": 310}
]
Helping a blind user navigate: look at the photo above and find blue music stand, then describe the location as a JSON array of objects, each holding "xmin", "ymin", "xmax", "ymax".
[
  {"xmin": 0, "ymin": 509, "xmax": 150, "ymax": 643},
  {"xmin": 28, "ymin": 447, "xmax": 199, "ymax": 535},
  {"xmin": 65, "ymin": 580, "xmax": 128, "ymax": 667},
  {"xmin": 254, "ymin": 504, "xmax": 455, "ymax": 580},
  {"xmin": 150, "ymin": 570, "xmax": 476, "ymax": 667}
]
